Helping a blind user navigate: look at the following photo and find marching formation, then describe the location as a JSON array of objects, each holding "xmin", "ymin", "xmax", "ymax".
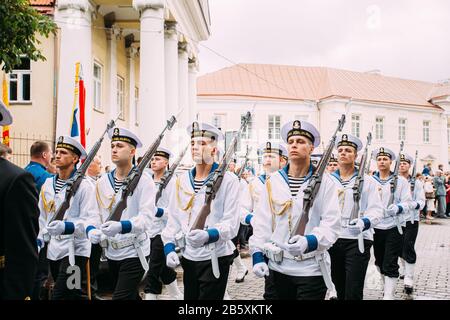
[{"xmin": 0, "ymin": 101, "xmax": 425, "ymax": 300}]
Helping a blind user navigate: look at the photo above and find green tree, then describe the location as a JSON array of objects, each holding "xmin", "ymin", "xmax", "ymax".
[{"xmin": 0, "ymin": 0, "xmax": 56, "ymax": 73}]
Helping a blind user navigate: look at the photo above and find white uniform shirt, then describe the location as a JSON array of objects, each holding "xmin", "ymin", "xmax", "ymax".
[
  {"xmin": 249, "ymin": 165, "xmax": 341, "ymax": 277},
  {"xmin": 161, "ymin": 163, "xmax": 240, "ymax": 261},
  {"xmin": 371, "ymin": 172, "xmax": 413, "ymax": 230},
  {"xmin": 38, "ymin": 175, "xmax": 98, "ymax": 261},
  {"xmin": 329, "ymin": 170, "xmax": 384, "ymax": 240},
  {"xmin": 147, "ymin": 175, "xmax": 176, "ymax": 238},
  {"xmin": 95, "ymin": 168, "xmax": 156, "ymax": 261},
  {"xmin": 407, "ymin": 178, "xmax": 426, "ymax": 222}
]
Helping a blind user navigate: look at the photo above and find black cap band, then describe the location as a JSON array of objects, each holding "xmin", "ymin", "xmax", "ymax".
[
  {"xmin": 56, "ymin": 142, "xmax": 81, "ymax": 157},
  {"xmin": 155, "ymin": 150, "xmax": 170, "ymax": 159},
  {"xmin": 287, "ymin": 129, "xmax": 315, "ymax": 144},
  {"xmin": 112, "ymin": 136, "xmax": 138, "ymax": 147}
]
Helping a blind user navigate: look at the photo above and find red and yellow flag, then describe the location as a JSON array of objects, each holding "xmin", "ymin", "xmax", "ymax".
[{"xmin": 2, "ymin": 75, "xmax": 10, "ymax": 146}]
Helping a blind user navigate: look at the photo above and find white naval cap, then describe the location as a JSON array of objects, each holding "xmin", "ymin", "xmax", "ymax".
[
  {"xmin": 281, "ymin": 120, "xmax": 321, "ymax": 148},
  {"xmin": 55, "ymin": 135, "xmax": 87, "ymax": 159},
  {"xmin": 0, "ymin": 99, "xmax": 12, "ymax": 126},
  {"xmin": 186, "ymin": 121, "xmax": 224, "ymax": 142},
  {"xmin": 108, "ymin": 127, "xmax": 143, "ymax": 148},
  {"xmin": 398, "ymin": 152, "xmax": 414, "ymax": 164},
  {"xmin": 258, "ymin": 141, "xmax": 288, "ymax": 158},
  {"xmin": 372, "ymin": 147, "xmax": 396, "ymax": 161},
  {"xmin": 335, "ymin": 133, "xmax": 363, "ymax": 152},
  {"xmin": 154, "ymin": 146, "xmax": 172, "ymax": 159}
]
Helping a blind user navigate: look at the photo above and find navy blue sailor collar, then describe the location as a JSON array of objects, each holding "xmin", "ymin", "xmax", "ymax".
[
  {"xmin": 372, "ymin": 171, "xmax": 394, "ymax": 184},
  {"xmin": 189, "ymin": 162, "xmax": 220, "ymax": 190},
  {"xmin": 331, "ymin": 168, "xmax": 358, "ymax": 184},
  {"xmin": 53, "ymin": 168, "xmax": 77, "ymax": 193},
  {"xmin": 258, "ymin": 173, "xmax": 267, "ymax": 184},
  {"xmin": 107, "ymin": 166, "xmax": 136, "ymax": 191}
]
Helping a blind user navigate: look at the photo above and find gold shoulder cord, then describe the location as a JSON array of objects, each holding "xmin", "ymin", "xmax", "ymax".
[
  {"xmin": 40, "ymin": 186, "xmax": 55, "ymax": 214},
  {"xmin": 266, "ymin": 178, "xmax": 293, "ymax": 232},
  {"xmin": 95, "ymin": 182, "xmax": 115, "ymax": 211},
  {"xmin": 176, "ymin": 177, "xmax": 196, "ymax": 225}
]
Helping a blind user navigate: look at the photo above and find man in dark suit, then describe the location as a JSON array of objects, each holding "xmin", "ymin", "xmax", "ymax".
[{"xmin": 0, "ymin": 100, "xmax": 40, "ymax": 300}]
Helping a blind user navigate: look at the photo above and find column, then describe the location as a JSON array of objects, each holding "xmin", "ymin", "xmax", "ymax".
[
  {"xmin": 188, "ymin": 57, "xmax": 198, "ymax": 128},
  {"xmin": 178, "ymin": 42, "xmax": 189, "ymax": 131},
  {"xmin": 54, "ymin": 0, "xmax": 92, "ymax": 146},
  {"xmin": 164, "ymin": 21, "xmax": 178, "ymax": 120},
  {"xmin": 127, "ymin": 46, "xmax": 138, "ymax": 129},
  {"xmin": 133, "ymin": 0, "xmax": 165, "ymax": 148},
  {"xmin": 107, "ymin": 26, "xmax": 121, "ymax": 121}
]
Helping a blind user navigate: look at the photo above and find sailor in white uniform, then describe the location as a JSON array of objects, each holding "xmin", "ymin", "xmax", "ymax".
[
  {"xmin": 328, "ymin": 133, "xmax": 383, "ymax": 300},
  {"xmin": 37, "ymin": 136, "xmax": 97, "ymax": 300},
  {"xmin": 143, "ymin": 147, "xmax": 182, "ymax": 300},
  {"xmin": 398, "ymin": 152, "xmax": 425, "ymax": 295},
  {"xmin": 371, "ymin": 147, "xmax": 413, "ymax": 300},
  {"xmin": 327, "ymin": 153, "xmax": 339, "ymax": 173},
  {"xmin": 161, "ymin": 122, "xmax": 240, "ymax": 300},
  {"xmin": 88, "ymin": 127, "xmax": 156, "ymax": 300},
  {"xmin": 249, "ymin": 120, "xmax": 341, "ymax": 300}
]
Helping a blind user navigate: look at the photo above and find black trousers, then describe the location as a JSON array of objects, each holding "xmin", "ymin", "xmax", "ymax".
[
  {"xmin": 108, "ymin": 257, "xmax": 147, "ymax": 300},
  {"xmin": 144, "ymin": 235, "xmax": 177, "ymax": 294},
  {"xmin": 401, "ymin": 221, "xmax": 419, "ymax": 264},
  {"xmin": 272, "ymin": 270, "xmax": 327, "ymax": 300},
  {"xmin": 263, "ymin": 269, "xmax": 278, "ymax": 300},
  {"xmin": 32, "ymin": 246, "xmax": 50, "ymax": 300},
  {"xmin": 329, "ymin": 238, "xmax": 373, "ymax": 300},
  {"xmin": 181, "ymin": 254, "xmax": 234, "ymax": 300},
  {"xmin": 88, "ymin": 244, "xmax": 103, "ymax": 295},
  {"xmin": 373, "ymin": 228, "xmax": 403, "ymax": 278},
  {"xmin": 49, "ymin": 256, "xmax": 87, "ymax": 300}
]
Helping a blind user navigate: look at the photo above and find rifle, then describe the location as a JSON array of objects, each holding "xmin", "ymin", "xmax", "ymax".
[
  {"xmin": 48, "ymin": 119, "xmax": 116, "ymax": 224},
  {"xmin": 409, "ymin": 150, "xmax": 419, "ymax": 223},
  {"xmin": 155, "ymin": 143, "xmax": 190, "ymax": 204},
  {"xmin": 236, "ymin": 145, "xmax": 251, "ymax": 179},
  {"xmin": 290, "ymin": 114, "xmax": 346, "ymax": 237},
  {"xmin": 349, "ymin": 132, "xmax": 372, "ymax": 253},
  {"xmin": 190, "ymin": 110, "xmax": 253, "ymax": 231},
  {"xmin": 388, "ymin": 141, "xmax": 405, "ymax": 235},
  {"xmin": 105, "ymin": 114, "xmax": 179, "ymax": 222}
]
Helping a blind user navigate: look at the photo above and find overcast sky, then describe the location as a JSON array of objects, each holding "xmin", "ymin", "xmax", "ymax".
[{"xmin": 198, "ymin": 0, "xmax": 450, "ymax": 83}]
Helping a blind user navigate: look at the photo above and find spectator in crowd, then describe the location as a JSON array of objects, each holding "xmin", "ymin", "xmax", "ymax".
[
  {"xmin": 47, "ymin": 157, "xmax": 57, "ymax": 174},
  {"xmin": 87, "ymin": 155, "xmax": 102, "ymax": 182},
  {"xmin": 433, "ymin": 170, "xmax": 447, "ymax": 219},
  {"xmin": 446, "ymin": 177, "xmax": 450, "ymax": 217},
  {"xmin": 424, "ymin": 176, "xmax": 435, "ymax": 220},
  {"xmin": 0, "ymin": 143, "xmax": 12, "ymax": 160},
  {"xmin": 422, "ymin": 163, "xmax": 432, "ymax": 176},
  {"xmin": 24, "ymin": 141, "xmax": 54, "ymax": 192}
]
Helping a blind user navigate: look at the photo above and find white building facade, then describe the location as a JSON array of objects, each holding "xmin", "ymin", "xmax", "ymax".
[{"xmin": 197, "ymin": 64, "xmax": 450, "ymax": 174}]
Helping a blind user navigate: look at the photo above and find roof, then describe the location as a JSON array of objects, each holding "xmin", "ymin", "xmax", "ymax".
[
  {"xmin": 30, "ymin": 0, "xmax": 55, "ymax": 15},
  {"xmin": 197, "ymin": 63, "xmax": 447, "ymax": 108}
]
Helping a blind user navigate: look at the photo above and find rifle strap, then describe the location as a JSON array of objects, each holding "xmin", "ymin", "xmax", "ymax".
[
  {"xmin": 176, "ymin": 177, "xmax": 195, "ymax": 212},
  {"xmin": 266, "ymin": 178, "xmax": 293, "ymax": 232}
]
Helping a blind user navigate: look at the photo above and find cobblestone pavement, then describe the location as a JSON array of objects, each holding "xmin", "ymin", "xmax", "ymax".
[{"xmin": 156, "ymin": 218, "xmax": 450, "ymax": 300}]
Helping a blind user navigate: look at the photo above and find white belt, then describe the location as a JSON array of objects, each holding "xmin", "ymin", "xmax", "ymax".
[
  {"xmin": 263, "ymin": 242, "xmax": 317, "ymax": 263},
  {"xmin": 54, "ymin": 234, "xmax": 73, "ymax": 241},
  {"xmin": 284, "ymin": 250, "xmax": 317, "ymax": 262},
  {"xmin": 109, "ymin": 233, "xmax": 148, "ymax": 250}
]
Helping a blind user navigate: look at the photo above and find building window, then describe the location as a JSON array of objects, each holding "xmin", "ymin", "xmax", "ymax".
[
  {"xmin": 241, "ymin": 113, "xmax": 253, "ymax": 139},
  {"xmin": 375, "ymin": 116, "xmax": 384, "ymax": 140},
  {"xmin": 423, "ymin": 120, "xmax": 430, "ymax": 143},
  {"xmin": 117, "ymin": 76, "xmax": 124, "ymax": 120},
  {"xmin": 268, "ymin": 115, "xmax": 281, "ymax": 139},
  {"xmin": 134, "ymin": 87, "xmax": 139, "ymax": 126},
  {"xmin": 93, "ymin": 62, "xmax": 102, "ymax": 111},
  {"xmin": 351, "ymin": 114, "xmax": 361, "ymax": 138},
  {"xmin": 212, "ymin": 114, "xmax": 225, "ymax": 130},
  {"xmin": 398, "ymin": 118, "xmax": 406, "ymax": 141},
  {"xmin": 9, "ymin": 57, "xmax": 31, "ymax": 102}
]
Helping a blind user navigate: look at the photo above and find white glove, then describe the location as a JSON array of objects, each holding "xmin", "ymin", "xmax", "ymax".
[
  {"xmin": 347, "ymin": 218, "xmax": 365, "ymax": 234},
  {"xmin": 101, "ymin": 221, "xmax": 122, "ymax": 237},
  {"xmin": 88, "ymin": 228, "xmax": 104, "ymax": 244},
  {"xmin": 166, "ymin": 251, "xmax": 180, "ymax": 269},
  {"xmin": 186, "ymin": 229, "xmax": 209, "ymax": 248},
  {"xmin": 385, "ymin": 204, "xmax": 400, "ymax": 216},
  {"xmin": 278, "ymin": 235, "xmax": 308, "ymax": 256},
  {"xmin": 253, "ymin": 262, "xmax": 269, "ymax": 278},
  {"xmin": 47, "ymin": 221, "xmax": 67, "ymax": 236}
]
